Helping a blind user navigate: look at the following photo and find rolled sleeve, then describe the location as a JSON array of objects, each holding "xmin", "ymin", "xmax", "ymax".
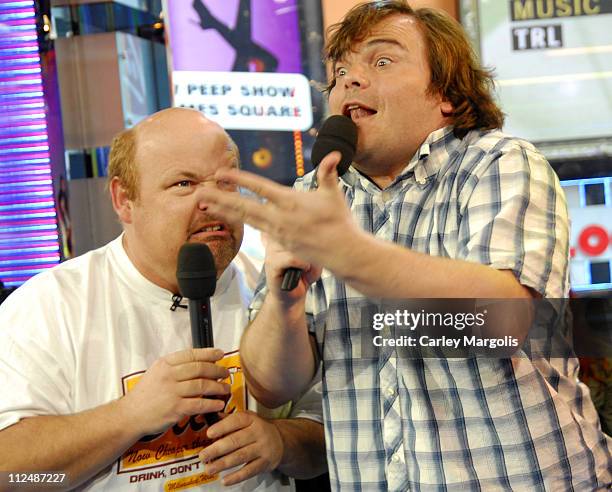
[{"xmin": 457, "ymin": 145, "xmax": 570, "ymax": 298}]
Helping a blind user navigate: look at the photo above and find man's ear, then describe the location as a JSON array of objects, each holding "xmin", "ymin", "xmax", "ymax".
[
  {"xmin": 109, "ymin": 177, "xmax": 133, "ymax": 224},
  {"xmin": 440, "ymin": 99, "xmax": 453, "ymax": 117}
]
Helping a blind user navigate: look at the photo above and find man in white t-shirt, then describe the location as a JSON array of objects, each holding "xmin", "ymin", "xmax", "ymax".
[{"xmin": 0, "ymin": 108, "xmax": 326, "ymax": 491}]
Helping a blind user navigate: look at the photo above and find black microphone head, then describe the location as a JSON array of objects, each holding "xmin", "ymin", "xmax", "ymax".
[
  {"xmin": 311, "ymin": 115, "xmax": 357, "ymax": 177},
  {"xmin": 176, "ymin": 243, "xmax": 216, "ymax": 299}
]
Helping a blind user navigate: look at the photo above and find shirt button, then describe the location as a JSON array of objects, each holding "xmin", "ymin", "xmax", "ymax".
[
  {"xmin": 392, "ymin": 452, "xmax": 402, "ymax": 464},
  {"xmin": 386, "ymin": 387, "xmax": 396, "ymax": 397}
]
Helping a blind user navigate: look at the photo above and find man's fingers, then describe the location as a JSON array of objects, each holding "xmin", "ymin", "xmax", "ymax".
[
  {"xmin": 215, "ymin": 168, "xmax": 289, "ymax": 203},
  {"xmin": 176, "ymin": 379, "xmax": 230, "ymax": 398},
  {"xmin": 220, "ymin": 457, "xmax": 267, "ymax": 486},
  {"xmin": 316, "ymin": 151, "xmax": 341, "ymax": 189},
  {"xmin": 164, "ymin": 348, "xmax": 224, "ymax": 366},
  {"xmin": 173, "ymin": 361, "xmax": 229, "ymax": 382},
  {"xmin": 267, "ymin": 252, "xmax": 311, "ymax": 274},
  {"xmin": 199, "ymin": 428, "xmax": 255, "ymax": 464},
  {"xmin": 200, "ymin": 187, "xmax": 275, "ymax": 234},
  {"xmin": 206, "ymin": 411, "xmax": 252, "ymax": 439},
  {"xmin": 204, "ymin": 443, "xmax": 259, "ymax": 477},
  {"xmin": 181, "ymin": 396, "xmax": 226, "ymax": 416},
  {"xmin": 303, "ymin": 264, "xmax": 323, "ymax": 284}
]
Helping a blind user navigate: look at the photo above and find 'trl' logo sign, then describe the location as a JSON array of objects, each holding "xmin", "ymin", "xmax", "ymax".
[
  {"xmin": 571, "ymin": 225, "xmax": 612, "ymax": 258},
  {"xmin": 512, "ymin": 25, "xmax": 563, "ymax": 50}
]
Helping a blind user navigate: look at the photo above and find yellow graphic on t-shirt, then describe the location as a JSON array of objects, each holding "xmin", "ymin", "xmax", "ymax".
[
  {"xmin": 118, "ymin": 352, "xmax": 245, "ymax": 473},
  {"xmin": 163, "ymin": 471, "xmax": 218, "ymax": 491}
]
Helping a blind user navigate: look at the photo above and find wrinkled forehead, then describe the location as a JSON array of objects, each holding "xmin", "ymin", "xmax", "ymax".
[
  {"xmin": 330, "ymin": 13, "xmax": 418, "ymax": 63},
  {"xmin": 134, "ymin": 121, "xmax": 237, "ymax": 177}
]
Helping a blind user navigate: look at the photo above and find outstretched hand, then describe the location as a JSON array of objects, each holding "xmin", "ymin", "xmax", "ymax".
[{"xmin": 200, "ymin": 151, "xmax": 362, "ymax": 276}]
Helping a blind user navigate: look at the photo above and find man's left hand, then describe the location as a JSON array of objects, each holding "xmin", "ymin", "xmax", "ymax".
[{"xmin": 199, "ymin": 411, "xmax": 284, "ymax": 486}]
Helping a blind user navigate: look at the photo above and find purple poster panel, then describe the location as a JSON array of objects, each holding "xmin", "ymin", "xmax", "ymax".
[{"xmin": 166, "ymin": 0, "xmax": 302, "ymax": 74}]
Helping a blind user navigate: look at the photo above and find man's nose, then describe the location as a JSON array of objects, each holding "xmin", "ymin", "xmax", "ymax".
[
  {"xmin": 343, "ymin": 67, "xmax": 370, "ymax": 89},
  {"xmin": 194, "ymin": 186, "xmax": 209, "ymax": 211}
]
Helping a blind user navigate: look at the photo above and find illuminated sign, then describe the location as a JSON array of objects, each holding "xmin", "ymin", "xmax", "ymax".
[
  {"xmin": 562, "ymin": 177, "xmax": 612, "ymax": 292},
  {"xmin": 0, "ymin": 0, "xmax": 60, "ymax": 288},
  {"xmin": 511, "ymin": 24, "xmax": 563, "ymax": 50},
  {"xmin": 478, "ymin": 0, "xmax": 612, "ymax": 143},
  {"xmin": 576, "ymin": 225, "xmax": 611, "ymax": 256},
  {"xmin": 173, "ymin": 71, "xmax": 313, "ymax": 131},
  {"xmin": 164, "ymin": 0, "xmax": 314, "ymax": 132},
  {"xmin": 509, "ymin": 0, "xmax": 610, "ymax": 21}
]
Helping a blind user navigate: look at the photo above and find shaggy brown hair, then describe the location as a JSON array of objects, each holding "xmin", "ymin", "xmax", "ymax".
[{"xmin": 325, "ymin": 0, "xmax": 504, "ymax": 134}]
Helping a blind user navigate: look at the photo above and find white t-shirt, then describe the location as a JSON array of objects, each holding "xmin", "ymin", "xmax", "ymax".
[{"xmin": 0, "ymin": 235, "xmax": 322, "ymax": 491}]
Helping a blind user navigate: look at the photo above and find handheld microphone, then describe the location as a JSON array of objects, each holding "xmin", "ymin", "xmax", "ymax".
[
  {"xmin": 176, "ymin": 243, "xmax": 217, "ymax": 348},
  {"xmin": 176, "ymin": 243, "xmax": 223, "ymax": 425},
  {"xmin": 280, "ymin": 115, "xmax": 358, "ymax": 291}
]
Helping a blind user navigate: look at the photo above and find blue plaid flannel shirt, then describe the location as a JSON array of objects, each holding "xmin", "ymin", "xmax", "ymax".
[{"xmin": 249, "ymin": 126, "xmax": 612, "ymax": 491}]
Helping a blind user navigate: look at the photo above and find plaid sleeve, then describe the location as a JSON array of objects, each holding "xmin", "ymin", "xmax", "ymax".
[
  {"xmin": 457, "ymin": 144, "xmax": 570, "ymax": 298},
  {"xmin": 247, "ymin": 270, "xmax": 268, "ymax": 322}
]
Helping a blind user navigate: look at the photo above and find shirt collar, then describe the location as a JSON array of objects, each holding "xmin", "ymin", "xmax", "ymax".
[
  {"xmin": 110, "ymin": 233, "xmax": 235, "ymax": 304},
  {"xmin": 399, "ymin": 125, "xmax": 458, "ymax": 184},
  {"xmin": 339, "ymin": 125, "xmax": 459, "ymax": 189},
  {"xmin": 214, "ymin": 262, "xmax": 234, "ymax": 296}
]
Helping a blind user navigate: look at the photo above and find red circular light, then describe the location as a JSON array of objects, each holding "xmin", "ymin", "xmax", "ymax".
[{"xmin": 578, "ymin": 225, "xmax": 609, "ymax": 256}]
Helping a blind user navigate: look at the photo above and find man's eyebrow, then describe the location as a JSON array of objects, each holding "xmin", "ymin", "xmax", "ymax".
[
  {"xmin": 163, "ymin": 170, "xmax": 201, "ymax": 181},
  {"xmin": 335, "ymin": 38, "xmax": 406, "ymax": 65}
]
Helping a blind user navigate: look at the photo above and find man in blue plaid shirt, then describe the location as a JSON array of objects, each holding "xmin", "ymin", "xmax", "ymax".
[{"xmin": 201, "ymin": 1, "xmax": 612, "ymax": 490}]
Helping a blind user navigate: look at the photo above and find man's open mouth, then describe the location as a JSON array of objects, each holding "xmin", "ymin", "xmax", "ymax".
[
  {"xmin": 198, "ymin": 225, "xmax": 223, "ymax": 232},
  {"xmin": 191, "ymin": 223, "xmax": 228, "ymax": 237},
  {"xmin": 343, "ymin": 103, "xmax": 377, "ymax": 121}
]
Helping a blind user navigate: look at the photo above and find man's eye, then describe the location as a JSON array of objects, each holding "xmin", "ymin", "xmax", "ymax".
[
  {"xmin": 175, "ymin": 180, "xmax": 192, "ymax": 188},
  {"xmin": 336, "ymin": 67, "xmax": 347, "ymax": 77},
  {"xmin": 376, "ymin": 57, "xmax": 391, "ymax": 67}
]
